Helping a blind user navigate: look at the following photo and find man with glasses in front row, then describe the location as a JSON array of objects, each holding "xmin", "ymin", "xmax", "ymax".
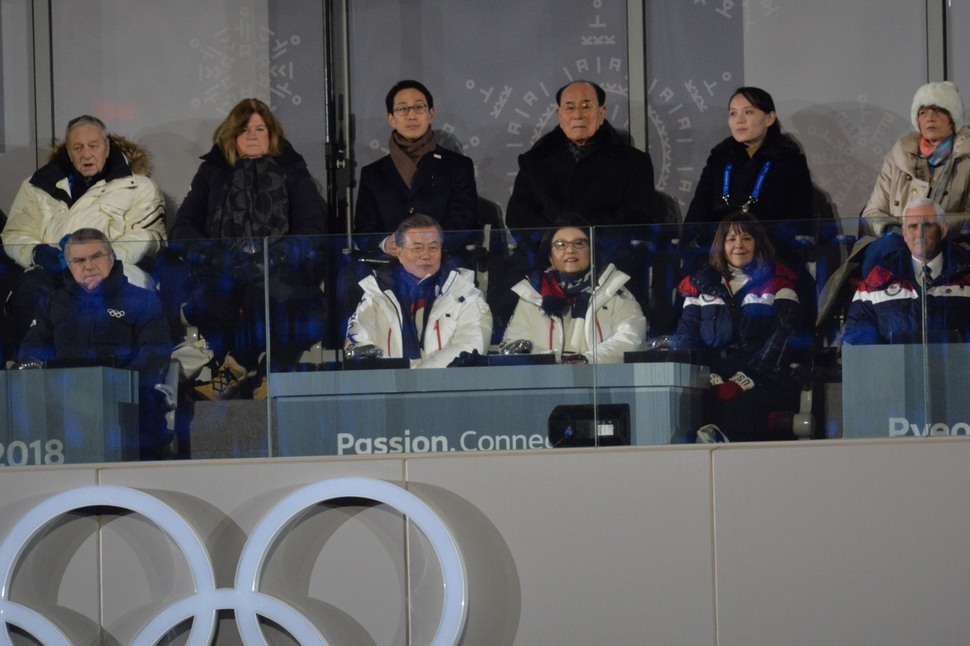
[
  {"xmin": 17, "ymin": 228, "xmax": 173, "ymax": 459},
  {"xmin": 499, "ymin": 215, "xmax": 647, "ymax": 364},
  {"xmin": 345, "ymin": 215, "xmax": 492, "ymax": 368}
]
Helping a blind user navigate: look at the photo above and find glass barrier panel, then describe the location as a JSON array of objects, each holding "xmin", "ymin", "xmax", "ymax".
[
  {"xmin": 4, "ymin": 211, "xmax": 970, "ymax": 463},
  {"xmin": 837, "ymin": 212, "xmax": 970, "ymax": 442},
  {"xmin": 272, "ymin": 226, "xmax": 602, "ymax": 457}
]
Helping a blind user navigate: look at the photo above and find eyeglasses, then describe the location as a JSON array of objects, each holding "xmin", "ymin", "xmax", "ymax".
[
  {"xmin": 559, "ymin": 102, "xmax": 598, "ymax": 116},
  {"xmin": 402, "ymin": 243, "xmax": 442, "ymax": 255},
  {"xmin": 67, "ymin": 250, "xmax": 111, "ymax": 267},
  {"xmin": 552, "ymin": 239, "xmax": 590, "ymax": 251},
  {"xmin": 392, "ymin": 104, "xmax": 429, "ymax": 117}
]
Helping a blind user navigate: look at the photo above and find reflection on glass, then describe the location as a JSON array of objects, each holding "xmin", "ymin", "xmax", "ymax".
[{"xmin": 3, "ymin": 212, "xmax": 970, "ymax": 461}]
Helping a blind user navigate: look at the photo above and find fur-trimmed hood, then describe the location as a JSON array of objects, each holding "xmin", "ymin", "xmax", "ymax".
[{"xmin": 46, "ymin": 134, "xmax": 153, "ymax": 176}]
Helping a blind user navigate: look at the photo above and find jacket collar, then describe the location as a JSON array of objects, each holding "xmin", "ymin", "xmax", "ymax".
[
  {"xmin": 30, "ymin": 143, "xmax": 135, "ymax": 199},
  {"xmin": 881, "ymin": 242, "xmax": 970, "ymax": 285},
  {"xmin": 691, "ymin": 260, "xmax": 786, "ymax": 293},
  {"xmin": 711, "ymin": 131, "xmax": 801, "ymax": 162},
  {"xmin": 515, "ymin": 263, "xmax": 628, "ymax": 307},
  {"xmin": 901, "ymin": 127, "xmax": 970, "ymax": 158},
  {"xmin": 532, "ymin": 119, "xmax": 627, "ymax": 156},
  {"xmin": 201, "ymin": 139, "xmax": 306, "ymax": 171},
  {"xmin": 63, "ymin": 260, "xmax": 127, "ymax": 299}
]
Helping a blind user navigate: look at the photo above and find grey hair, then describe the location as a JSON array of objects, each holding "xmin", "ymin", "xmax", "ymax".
[
  {"xmin": 65, "ymin": 227, "xmax": 114, "ymax": 258},
  {"xmin": 394, "ymin": 214, "xmax": 443, "ymax": 247},
  {"xmin": 903, "ymin": 197, "xmax": 950, "ymax": 236},
  {"xmin": 65, "ymin": 115, "xmax": 109, "ymax": 142},
  {"xmin": 903, "ymin": 197, "xmax": 945, "ymax": 217}
]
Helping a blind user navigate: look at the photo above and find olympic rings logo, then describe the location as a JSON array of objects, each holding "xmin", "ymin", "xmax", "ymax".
[
  {"xmin": 107, "ymin": 308, "xmax": 126, "ymax": 318},
  {"xmin": 0, "ymin": 477, "xmax": 467, "ymax": 645}
]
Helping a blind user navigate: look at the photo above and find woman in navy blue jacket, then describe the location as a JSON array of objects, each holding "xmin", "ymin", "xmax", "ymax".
[{"xmin": 674, "ymin": 212, "xmax": 805, "ymax": 441}]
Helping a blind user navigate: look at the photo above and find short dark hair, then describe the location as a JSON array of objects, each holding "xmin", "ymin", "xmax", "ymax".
[
  {"xmin": 541, "ymin": 212, "xmax": 591, "ymax": 258},
  {"xmin": 65, "ymin": 115, "xmax": 108, "ymax": 142},
  {"xmin": 65, "ymin": 227, "xmax": 114, "ymax": 258},
  {"xmin": 385, "ymin": 80, "xmax": 434, "ymax": 113},
  {"xmin": 555, "ymin": 81, "xmax": 606, "ymax": 106},
  {"xmin": 394, "ymin": 213, "xmax": 443, "ymax": 247}
]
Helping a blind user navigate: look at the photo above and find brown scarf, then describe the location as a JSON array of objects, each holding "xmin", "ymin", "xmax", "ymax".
[{"xmin": 389, "ymin": 129, "xmax": 436, "ymax": 188}]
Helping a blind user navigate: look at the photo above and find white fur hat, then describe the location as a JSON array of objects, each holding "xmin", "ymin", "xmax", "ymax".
[{"xmin": 911, "ymin": 81, "xmax": 964, "ymax": 131}]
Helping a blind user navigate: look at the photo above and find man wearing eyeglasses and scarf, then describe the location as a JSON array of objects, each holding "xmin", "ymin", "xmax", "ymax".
[
  {"xmin": 345, "ymin": 215, "xmax": 492, "ymax": 368},
  {"xmin": 353, "ymin": 79, "xmax": 478, "ymax": 258}
]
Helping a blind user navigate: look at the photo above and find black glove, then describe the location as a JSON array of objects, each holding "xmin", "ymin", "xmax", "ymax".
[
  {"xmin": 447, "ymin": 349, "xmax": 488, "ymax": 368},
  {"xmin": 345, "ymin": 344, "xmax": 384, "ymax": 360},
  {"xmin": 183, "ymin": 240, "xmax": 210, "ymax": 266},
  {"xmin": 32, "ymin": 244, "xmax": 64, "ymax": 273},
  {"xmin": 268, "ymin": 241, "xmax": 289, "ymax": 270},
  {"xmin": 645, "ymin": 335, "xmax": 673, "ymax": 352},
  {"xmin": 500, "ymin": 339, "xmax": 533, "ymax": 355}
]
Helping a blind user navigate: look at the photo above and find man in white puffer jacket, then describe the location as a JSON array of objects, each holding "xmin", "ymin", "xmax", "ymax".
[
  {"xmin": 2, "ymin": 114, "xmax": 165, "ymax": 359},
  {"xmin": 345, "ymin": 214, "xmax": 492, "ymax": 368},
  {"xmin": 4, "ymin": 114, "xmax": 165, "ymax": 273}
]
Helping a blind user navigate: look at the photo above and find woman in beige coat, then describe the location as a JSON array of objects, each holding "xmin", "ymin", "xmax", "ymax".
[{"xmin": 863, "ymin": 81, "xmax": 970, "ymax": 236}]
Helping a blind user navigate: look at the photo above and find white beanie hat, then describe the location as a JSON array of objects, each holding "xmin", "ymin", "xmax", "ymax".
[{"xmin": 911, "ymin": 81, "xmax": 964, "ymax": 131}]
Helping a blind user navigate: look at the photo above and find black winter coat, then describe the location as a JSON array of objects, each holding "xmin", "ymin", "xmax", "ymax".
[
  {"xmin": 353, "ymin": 146, "xmax": 478, "ymax": 254},
  {"xmin": 18, "ymin": 261, "xmax": 172, "ymax": 383},
  {"xmin": 683, "ymin": 133, "xmax": 812, "ymax": 247},
  {"xmin": 171, "ymin": 141, "xmax": 326, "ymax": 240},
  {"xmin": 506, "ymin": 121, "xmax": 659, "ymax": 230}
]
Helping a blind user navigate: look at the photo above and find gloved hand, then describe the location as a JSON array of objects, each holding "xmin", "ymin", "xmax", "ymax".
[
  {"xmin": 645, "ymin": 335, "xmax": 672, "ymax": 352},
  {"xmin": 447, "ymin": 349, "xmax": 488, "ymax": 368},
  {"xmin": 267, "ymin": 240, "xmax": 291, "ymax": 270},
  {"xmin": 183, "ymin": 240, "xmax": 210, "ymax": 266},
  {"xmin": 32, "ymin": 244, "xmax": 64, "ymax": 272},
  {"xmin": 185, "ymin": 240, "xmax": 237, "ymax": 272},
  {"xmin": 715, "ymin": 371, "xmax": 755, "ymax": 401},
  {"xmin": 561, "ymin": 353, "xmax": 589, "ymax": 365},
  {"xmin": 345, "ymin": 344, "xmax": 384, "ymax": 360},
  {"xmin": 231, "ymin": 238, "xmax": 261, "ymax": 256},
  {"xmin": 500, "ymin": 339, "xmax": 533, "ymax": 355}
]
